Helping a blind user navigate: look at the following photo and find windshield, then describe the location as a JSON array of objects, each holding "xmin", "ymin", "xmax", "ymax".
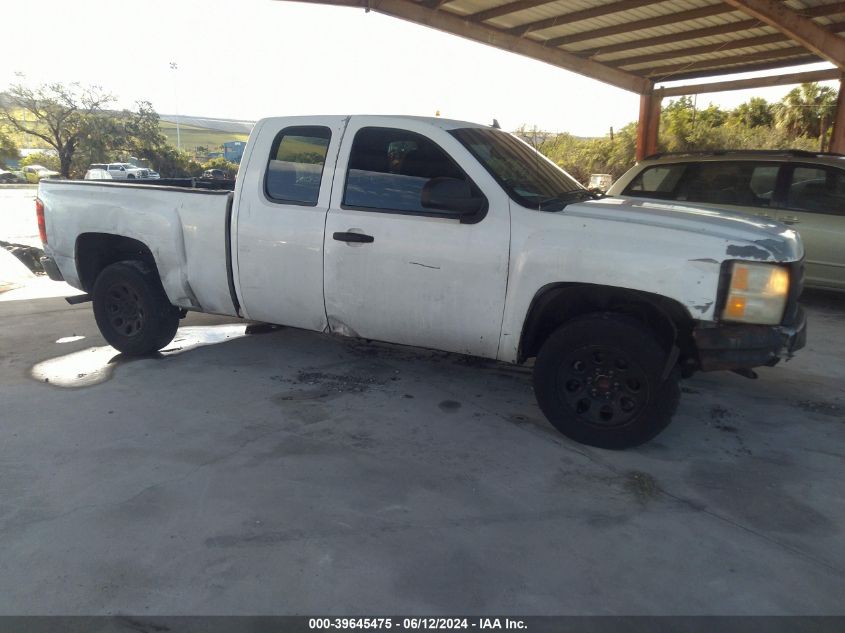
[{"xmin": 450, "ymin": 127, "xmax": 588, "ymax": 210}]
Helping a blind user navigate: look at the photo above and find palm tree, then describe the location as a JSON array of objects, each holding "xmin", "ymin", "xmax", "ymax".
[{"xmin": 773, "ymin": 83, "xmax": 838, "ymax": 151}]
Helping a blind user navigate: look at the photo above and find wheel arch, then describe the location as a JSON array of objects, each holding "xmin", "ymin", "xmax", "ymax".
[
  {"xmin": 518, "ymin": 282, "xmax": 696, "ymax": 364},
  {"xmin": 75, "ymin": 233, "xmax": 159, "ymax": 293}
]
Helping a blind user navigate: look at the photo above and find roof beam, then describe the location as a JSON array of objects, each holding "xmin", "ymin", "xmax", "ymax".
[
  {"xmin": 656, "ymin": 55, "xmax": 821, "ymax": 82},
  {"xmin": 288, "ymin": 0, "xmax": 651, "ymax": 93},
  {"xmin": 657, "ymin": 67, "xmax": 841, "ymax": 96},
  {"xmin": 502, "ymin": 0, "xmax": 657, "ymax": 36},
  {"xmin": 540, "ymin": 4, "xmax": 736, "ymax": 47},
  {"xmin": 723, "ymin": 0, "xmax": 845, "ymax": 69}
]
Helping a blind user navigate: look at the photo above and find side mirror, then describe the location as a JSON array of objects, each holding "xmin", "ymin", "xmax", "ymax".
[{"xmin": 421, "ymin": 177, "xmax": 485, "ymax": 216}]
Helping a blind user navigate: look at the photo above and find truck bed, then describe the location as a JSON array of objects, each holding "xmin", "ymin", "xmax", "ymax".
[{"xmin": 39, "ymin": 180, "xmax": 239, "ymax": 317}]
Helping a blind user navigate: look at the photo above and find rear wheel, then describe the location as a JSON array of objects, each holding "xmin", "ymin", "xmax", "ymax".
[
  {"xmin": 533, "ymin": 312, "xmax": 680, "ymax": 449},
  {"xmin": 92, "ymin": 261, "xmax": 179, "ymax": 355}
]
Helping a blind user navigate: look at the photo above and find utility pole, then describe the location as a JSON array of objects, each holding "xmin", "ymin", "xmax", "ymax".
[{"xmin": 169, "ymin": 61, "xmax": 181, "ymax": 152}]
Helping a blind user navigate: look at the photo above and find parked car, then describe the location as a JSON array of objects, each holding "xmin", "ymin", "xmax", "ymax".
[
  {"xmin": 93, "ymin": 163, "xmax": 148, "ymax": 180},
  {"xmin": 0, "ymin": 169, "xmax": 27, "ymax": 183},
  {"xmin": 84, "ymin": 168, "xmax": 113, "ymax": 180},
  {"xmin": 201, "ymin": 168, "xmax": 231, "ymax": 180},
  {"xmin": 22, "ymin": 165, "xmax": 60, "ymax": 183},
  {"xmin": 607, "ymin": 150, "xmax": 845, "ymax": 291},
  {"xmin": 588, "ymin": 173, "xmax": 613, "ymax": 192},
  {"xmin": 36, "ymin": 116, "xmax": 805, "ymax": 449}
]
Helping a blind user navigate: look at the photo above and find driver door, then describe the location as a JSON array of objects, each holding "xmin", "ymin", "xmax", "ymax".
[{"xmin": 323, "ymin": 118, "xmax": 510, "ymax": 359}]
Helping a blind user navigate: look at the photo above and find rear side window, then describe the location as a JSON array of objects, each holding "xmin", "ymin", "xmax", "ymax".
[
  {"xmin": 623, "ymin": 164, "xmax": 686, "ymax": 198},
  {"xmin": 676, "ymin": 162, "xmax": 777, "ymax": 208},
  {"xmin": 265, "ymin": 126, "xmax": 331, "ymax": 205},
  {"xmin": 343, "ymin": 126, "xmax": 474, "ymax": 215},
  {"xmin": 624, "ymin": 161, "xmax": 779, "ymax": 208},
  {"xmin": 785, "ymin": 165, "xmax": 845, "ymax": 215}
]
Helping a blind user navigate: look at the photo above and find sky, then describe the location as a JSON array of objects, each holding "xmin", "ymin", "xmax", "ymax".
[{"xmin": 0, "ymin": 0, "xmax": 839, "ymax": 137}]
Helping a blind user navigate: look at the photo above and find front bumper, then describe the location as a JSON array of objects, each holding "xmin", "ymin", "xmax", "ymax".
[{"xmin": 693, "ymin": 307, "xmax": 807, "ymax": 372}]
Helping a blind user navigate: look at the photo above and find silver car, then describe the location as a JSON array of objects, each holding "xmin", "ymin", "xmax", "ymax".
[{"xmin": 608, "ymin": 150, "xmax": 845, "ymax": 291}]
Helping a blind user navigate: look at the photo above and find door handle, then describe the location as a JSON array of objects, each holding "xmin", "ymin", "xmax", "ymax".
[
  {"xmin": 778, "ymin": 216, "xmax": 800, "ymax": 225},
  {"xmin": 333, "ymin": 231, "xmax": 374, "ymax": 243}
]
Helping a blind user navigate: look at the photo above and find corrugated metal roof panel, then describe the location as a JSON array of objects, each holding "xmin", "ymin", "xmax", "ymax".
[
  {"xmin": 592, "ymin": 27, "xmax": 782, "ymax": 63},
  {"xmin": 304, "ymin": 0, "xmax": 845, "ymax": 90},
  {"xmin": 624, "ymin": 41, "xmax": 809, "ymax": 73}
]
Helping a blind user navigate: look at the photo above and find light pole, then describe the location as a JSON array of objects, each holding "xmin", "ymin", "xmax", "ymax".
[{"xmin": 169, "ymin": 61, "xmax": 181, "ymax": 152}]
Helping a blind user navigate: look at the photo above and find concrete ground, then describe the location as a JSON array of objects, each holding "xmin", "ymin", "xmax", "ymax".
[{"xmin": 0, "ymin": 186, "xmax": 844, "ymax": 614}]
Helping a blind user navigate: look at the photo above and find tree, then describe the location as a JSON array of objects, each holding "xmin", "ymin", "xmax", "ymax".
[
  {"xmin": 773, "ymin": 83, "xmax": 838, "ymax": 150},
  {"xmin": 658, "ymin": 97, "xmax": 730, "ymax": 152},
  {"xmin": 533, "ymin": 91, "xmax": 824, "ymax": 187},
  {"xmin": 727, "ymin": 97, "xmax": 773, "ymax": 128},
  {"xmin": 0, "ymin": 130, "xmax": 18, "ymax": 168},
  {"xmin": 0, "ymin": 82, "xmax": 114, "ymax": 177}
]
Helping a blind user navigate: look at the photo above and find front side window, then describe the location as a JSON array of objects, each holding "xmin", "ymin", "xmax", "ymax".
[
  {"xmin": 785, "ymin": 165, "xmax": 845, "ymax": 215},
  {"xmin": 450, "ymin": 127, "xmax": 588, "ymax": 211},
  {"xmin": 343, "ymin": 127, "xmax": 476, "ymax": 215},
  {"xmin": 676, "ymin": 162, "xmax": 777, "ymax": 208},
  {"xmin": 265, "ymin": 126, "xmax": 331, "ymax": 205}
]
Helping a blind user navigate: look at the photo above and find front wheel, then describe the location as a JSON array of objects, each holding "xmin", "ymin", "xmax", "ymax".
[
  {"xmin": 533, "ymin": 313, "xmax": 680, "ymax": 449},
  {"xmin": 92, "ymin": 261, "xmax": 180, "ymax": 355}
]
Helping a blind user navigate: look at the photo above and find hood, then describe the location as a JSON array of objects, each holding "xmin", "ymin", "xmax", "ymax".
[{"xmin": 564, "ymin": 196, "xmax": 803, "ymax": 262}]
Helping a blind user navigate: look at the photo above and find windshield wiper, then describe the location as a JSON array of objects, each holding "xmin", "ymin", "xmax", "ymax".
[{"xmin": 537, "ymin": 189, "xmax": 597, "ymax": 211}]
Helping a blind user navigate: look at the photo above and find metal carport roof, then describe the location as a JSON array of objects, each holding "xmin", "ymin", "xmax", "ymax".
[{"xmin": 280, "ymin": 0, "xmax": 845, "ymax": 154}]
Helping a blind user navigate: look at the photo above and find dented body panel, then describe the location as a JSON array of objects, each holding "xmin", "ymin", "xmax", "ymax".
[
  {"xmin": 496, "ymin": 196, "xmax": 802, "ymax": 363},
  {"xmin": 39, "ymin": 181, "xmax": 237, "ymax": 316},
  {"xmin": 40, "ymin": 115, "xmax": 804, "ymax": 371}
]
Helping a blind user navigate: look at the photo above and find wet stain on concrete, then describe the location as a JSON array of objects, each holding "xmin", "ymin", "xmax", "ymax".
[
  {"xmin": 710, "ymin": 405, "xmax": 730, "ymax": 420},
  {"xmin": 438, "ymin": 400, "xmax": 462, "ymax": 412},
  {"xmin": 624, "ymin": 471, "xmax": 661, "ymax": 505},
  {"xmin": 794, "ymin": 400, "xmax": 843, "ymax": 417},
  {"xmin": 507, "ymin": 413, "xmax": 530, "ymax": 425},
  {"xmin": 31, "ymin": 325, "xmax": 247, "ymax": 388},
  {"xmin": 271, "ymin": 362, "xmax": 394, "ymax": 402}
]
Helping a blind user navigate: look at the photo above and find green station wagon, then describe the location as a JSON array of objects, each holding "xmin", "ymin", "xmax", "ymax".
[{"xmin": 607, "ymin": 150, "xmax": 845, "ymax": 291}]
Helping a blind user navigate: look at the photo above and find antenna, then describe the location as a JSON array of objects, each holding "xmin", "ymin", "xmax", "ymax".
[{"xmin": 491, "ymin": 118, "xmax": 501, "ymax": 129}]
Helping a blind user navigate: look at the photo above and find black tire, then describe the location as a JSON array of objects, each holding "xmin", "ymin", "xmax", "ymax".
[
  {"xmin": 533, "ymin": 312, "xmax": 680, "ymax": 449},
  {"xmin": 92, "ymin": 261, "xmax": 180, "ymax": 355}
]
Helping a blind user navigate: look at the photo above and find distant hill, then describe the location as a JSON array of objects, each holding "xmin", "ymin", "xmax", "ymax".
[
  {"xmin": 158, "ymin": 114, "xmax": 254, "ymax": 135},
  {"xmin": 157, "ymin": 114, "xmax": 254, "ymax": 152}
]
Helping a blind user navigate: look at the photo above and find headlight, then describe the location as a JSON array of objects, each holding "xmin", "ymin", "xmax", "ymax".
[{"xmin": 722, "ymin": 261, "xmax": 789, "ymax": 325}]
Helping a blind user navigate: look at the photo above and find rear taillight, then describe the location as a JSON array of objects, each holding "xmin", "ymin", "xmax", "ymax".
[{"xmin": 36, "ymin": 198, "xmax": 47, "ymax": 244}]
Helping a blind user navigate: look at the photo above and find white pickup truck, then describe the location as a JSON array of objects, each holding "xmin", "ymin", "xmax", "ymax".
[{"xmin": 37, "ymin": 115, "xmax": 806, "ymax": 449}]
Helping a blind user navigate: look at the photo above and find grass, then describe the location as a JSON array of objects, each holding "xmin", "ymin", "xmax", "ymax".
[{"xmin": 159, "ymin": 122, "xmax": 249, "ymax": 153}]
